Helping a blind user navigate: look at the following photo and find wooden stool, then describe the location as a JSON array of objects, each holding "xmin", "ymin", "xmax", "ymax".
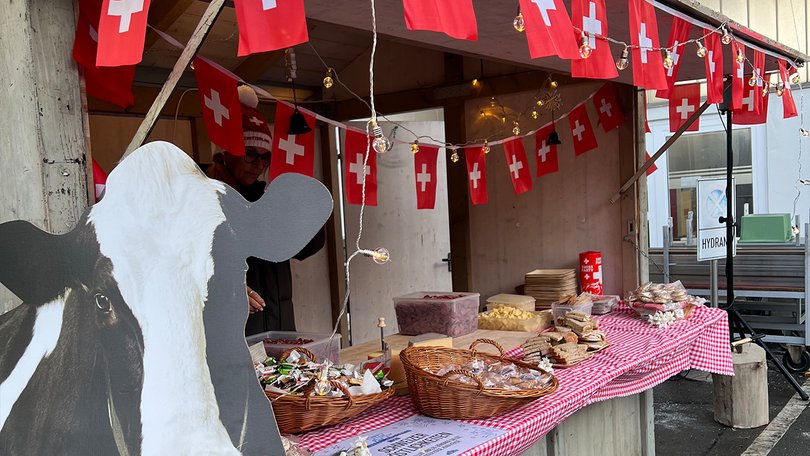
[{"xmin": 712, "ymin": 343, "xmax": 769, "ymax": 428}]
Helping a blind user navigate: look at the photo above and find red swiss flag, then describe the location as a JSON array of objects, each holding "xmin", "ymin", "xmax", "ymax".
[
  {"xmin": 72, "ymin": 0, "xmax": 135, "ymax": 108},
  {"xmin": 96, "ymin": 0, "xmax": 151, "ymax": 66},
  {"xmin": 704, "ymin": 31, "xmax": 724, "ymax": 104},
  {"xmin": 569, "ymin": 104, "xmax": 598, "ymax": 156},
  {"xmin": 593, "ymin": 84, "xmax": 625, "ymax": 132},
  {"xmin": 571, "ymin": 0, "xmax": 616, "ymax": 80},
  {"xmin": 343, "ymin": 130, "xmax": 377, "ymax": 206},
  {"xmin": 414, "ymin": 145, "xmax": 439, "ymax": 209},
  {"xmin": 503, "ymin": 139, "xmax": 533, "ymax": 196},
  {"xmin": 402, "ymin": 0, "xmax": 478, "ymax": 41},
  {"xmin": 731, "ymin": 40, "xmax": 746, "ymax": 110},
  {"xmin": 270, "ymin": 103, "xmax": 316, "ymax": 179},
  {"xmin": 656, "ymin": 17, "xmax": 691, "ymax": 99},
  {"xmin": 535, "ymin": 124, "xmax": 560, "ymax": 178},
  {"xmin": 733, "ymin": 83, "xmax": 769, "ymax": 125},
  {"xmin": 234, "ymin": 0, "xmax": 309, "ymax": 56},
  {"xmin": 669, "ymin": 84, "xmax": 700, "ymax": 133},
  {"xmin": 194, "ymin": 58, "xmax": 245, "ymax": 157},
  {"xmin": 520, "ymin": 0, "xmax": 579, "ymax": 60},
  {"xmin": 92, "ymin": 159, "xmax": 108, "ymax": 202},
  {"xmin": 779, "ymin": 60, "xmax": 798, "ymax": 119},
  {"xmin": 628, "ymin": 0, "xmax": 667, "ymax": 90},
  {"xmin": 753, "ymin": 51, "xmax": 767, "ymax": 115},
  {"xmin": 465, "ymin": 147, "xmax": 488, "ymax": 205},
  {"xmin": 645, "ymin": 152, "xmax": 658, "ymax": 176}
]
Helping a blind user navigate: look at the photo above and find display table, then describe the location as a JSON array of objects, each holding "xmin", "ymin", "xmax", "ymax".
[{"xmin": 296, "ymin": 305, "xmax": 734, "ymax": 455}]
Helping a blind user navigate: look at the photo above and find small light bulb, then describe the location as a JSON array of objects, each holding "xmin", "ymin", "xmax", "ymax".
[
  {"xmin": 532, "ymin": 110, "xmax": 538, "ymax": 119},
  {"xmin": 512, "ymin": 121, "xmax": 521, "ymax": 136},
  {"xmin": 189, "ymin": 62, "xmax": 196, "ymax": 71},
  {"xmin": 479, "ymin": 110, "xmax": 486, "ymax": 118},
  {"xmin": 513, "ymin": 12, "xmax": 525, "ymax": 32},
  {"xmin": 662, "ymin": 49, "xmax": 674, "ymax": 70},
  {"xmin": 472, "ymin": 78, "xmax": 480, "ymax": 87},
  {"xmin": 371, "ymin": 122, "xmax": 390, "ymax": 154},
  {"xmin": 696, "ymin": 40, "xmax": 707, "ymax": 58},
  {"xmin": 748, "ymin": 75, "xmax": 757, "ymax": 87},
  {"xmin": 364, "ymin": 247, "xmax": 390, "ymax": 264},
  {"xmin": 489, "ymin": 97, "xmax": 497, "ymax": 108},
  {"xmin": 616, "ymin": 47, "xmax": 629, "ymax": 71},
  {"xmin": 761, "ymin": 85, "xmax": 769, "ymax": 97},
  {"xmin": 501, "ymin": 116, "xmax": 506, "ymax": 123},
  {"xmin": 736, "ymin": 49, "xmax": 745, "ymax": 64},
  {"xmin": 411, "ymin": 140, "xmax": 420, "ymax": 154},
  {"xmin": 536, "ymin": 99, "xmax": 545, "ymax": 107},
  {"xmin": 801, "ymin": 128, "xmax": 810, "ymax": 137},
  {"xmin": 482, "ymin": 140, "xmax": 490, "ymax": 154},
  {"xmin": 791, "ymin": 72, "xmax": 801, "ymax": 85},
  {"xmin": 549, "ymin": 80, "xmax": 559, "ymax": 89},
  {"xmin": 450, "ymin": 149, "xmax": 460, "ymax": 163},
  {"xmin": 578, "ymin": 33, "xmax": 592, "ymax": 59},
  {"xmin": 777, "ymin": 82, "xmax": 785, "ymax": 97},
  {"xmin": 721, "ymin": 27, "xmax": 732, "ymax": 45},
  {"xmin": 323, "ymin": 69, "xmax": 334, "ymax": 89}
]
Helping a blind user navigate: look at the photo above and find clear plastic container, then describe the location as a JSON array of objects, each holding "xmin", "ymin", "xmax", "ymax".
[
  {"xmin": 551, "ymin": 301, "xmax": 594, "ymax": 320},
  {"xmin": 393, "ymin": 292, "xmax": 480, "ymax": 337},
  {"xmin": 591, "ymin": 295, "xmax": 620, "ymax": 315},
  {"xmin": 245, "ymin": 330, "xmax": 341, "ymax": 364},
  {"xmin": 485, "ymin": 293, "xmax": 536, "ymax": 312}
]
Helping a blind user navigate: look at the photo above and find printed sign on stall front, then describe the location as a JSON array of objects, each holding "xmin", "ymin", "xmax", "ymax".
[{"xmin": 697, "ymin": 178, "xmax": 736, "ymax": 261}]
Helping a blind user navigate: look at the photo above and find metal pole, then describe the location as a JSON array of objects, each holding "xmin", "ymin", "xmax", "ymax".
[
  {"xmin": 710, "ymin": 260, "xmax": 718, "ymax": 308},
  {"xmin": 725, "ymin": 108, "xmax": 735, "ymax": 308},
  {"xmin": 663, "ymin": 225, "xmax": 671, "ymax": 283}
]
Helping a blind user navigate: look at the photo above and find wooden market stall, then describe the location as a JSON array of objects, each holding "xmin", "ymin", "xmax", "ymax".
[{"xmin": 1, "ymin": 1, "xmax": 809, "ymax": 455}]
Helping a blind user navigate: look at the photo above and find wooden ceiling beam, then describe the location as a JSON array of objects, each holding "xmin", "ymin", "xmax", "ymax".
[
  {"xmin": 144, "ymin": 0, "xmax": 197, "ymax": 50},
  {"xmin": 233, "ymin": 51, "xmax": 285, "ymax": 84}
]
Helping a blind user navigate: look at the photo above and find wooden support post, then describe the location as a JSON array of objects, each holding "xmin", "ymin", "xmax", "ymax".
[
  {"xmin": 0, "ymin": 0, "xmax": 90, "ymax": 314},
  {"xmin": 713, "ymin": 343, "xmax": 769, "ymax": 428},
  {"xmin": 124, "ymin": 0, "xmax": 226, "ymax": 157},
  {"xmin": 609, "ymin": 100, "xmax": 711, "ymax": 204}
]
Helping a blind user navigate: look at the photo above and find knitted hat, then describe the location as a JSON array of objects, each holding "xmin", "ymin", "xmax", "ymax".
[{"xmin": 238, "ymin": 85, "xmax": 273, "ymax": 153}]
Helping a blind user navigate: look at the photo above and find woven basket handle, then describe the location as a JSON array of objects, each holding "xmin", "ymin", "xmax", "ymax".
[
  {"xmin": 303, "ymin": 380, "xmax": 355, "ymax": 411},
  {"xmin": 279, "ymin": 347, "xmax": 318, "ymax": 362},
  {"xmin": 469, "ymin": 338, "xmax": 505, "ymax": 357},
  {"xmin": 440, "ymin": 369, "xmax": 484, "ymax": 393}
]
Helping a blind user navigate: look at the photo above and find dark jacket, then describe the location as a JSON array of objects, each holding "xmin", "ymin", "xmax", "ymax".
[{"xmin": 206, "ymin": 158, "xmax": 326, "ymax": 336}]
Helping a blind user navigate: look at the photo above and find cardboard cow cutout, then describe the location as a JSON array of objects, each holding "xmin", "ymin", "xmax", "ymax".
[{"xmin": 0, "ymin": 141, "xmax": 333, "ymax": 455}]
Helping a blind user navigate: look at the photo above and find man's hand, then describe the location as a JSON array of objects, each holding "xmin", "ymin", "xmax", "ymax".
[{"xmin": 247, "ymin": 286, "xmax": 265, "ymax": 314}]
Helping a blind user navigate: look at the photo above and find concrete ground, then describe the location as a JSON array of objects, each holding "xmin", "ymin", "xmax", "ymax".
[{"xmin": 654, "ymin": 351, "xmax": 809, "ymax": 456}]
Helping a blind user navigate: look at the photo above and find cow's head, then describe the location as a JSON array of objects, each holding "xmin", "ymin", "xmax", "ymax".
[{"xmin": 0, "ymin": 141, "xmax": 333, "ymax": 455}]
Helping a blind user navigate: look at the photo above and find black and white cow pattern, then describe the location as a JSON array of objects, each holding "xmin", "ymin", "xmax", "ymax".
[{"xmin": 0, "ymin": 141, "xmax": 333, "ymax": 455}]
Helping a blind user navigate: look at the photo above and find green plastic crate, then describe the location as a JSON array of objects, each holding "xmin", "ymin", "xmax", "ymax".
[{"xmin": 739, "ymin": 213, "xmax": 792, "ymax": 243}]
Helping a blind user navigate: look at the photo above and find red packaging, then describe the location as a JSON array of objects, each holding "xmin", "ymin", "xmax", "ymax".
[{"xmin": 579, "ymin": 251, "xmax": 603, "ymax": 295}]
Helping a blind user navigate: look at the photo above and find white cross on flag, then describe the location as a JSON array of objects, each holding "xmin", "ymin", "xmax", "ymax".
[
  {"xmin": 668, "ymin": 83, "xmax": 700, "ymax": 133},
  {"xmin": 593, "ymin": 83, "xmax": 625, "ymax": 132},
  {"xmin": 519, "ymin": 0, "xmax": 579, "ymax": 60},
  {"xmin": 503, "ymin": 138, "xmax": 533, "ymax": 195},
  {"xmin": 656, "ymin": 17, "xmax": 691, "ymax": 99},
  {"xmin": 733, "ymin": 82, "xmax": 769, "ymax": 125},
  {"xmin": 96, "ymin": 0, "xmax": 151, "ymax": 66},
  {"xmin": 731, "ymin": 40, "xmax": 746, "ymax": 110},
  {"xmin": 571, "ymin": 0, "xmax": 617, "ymax": 80},
  {"xmin": 343, "ymin": 130, "xmax": 377, "ymax": 206},
  {"xmin": 535, "ymin": 124, "xmax": 560, "ymax": 178},
  {"xmin": 465, "ymin": 147, "xmax": 488, "ymax": 205},
  {"xmin": 779, "ymin": 60, "xmax": 799, "ymax": 119},
  {"xmin": 234, "ymin": 0, "xmax": 309, "ymax": 56},
  {"xmin": 704, "ymin": 31, "xmax": 724, "ymax": 104},
  {"xmin": 628, "ymin": 0, "xmax": 668, "ymax": 90},
  {"xmin": 413, "ymin": 145, "xmax": 439, "ymax": 209},
  {"xmin": 193, "ymin": 57, "xmax": 244, "ymax": 156},
  {"xmin": 270, "ymin": 103, "xmax": 316, "ymax": 179},
  {"xmin": 568, "ymin": 104, "xmax": 598, "ymax": 156}
]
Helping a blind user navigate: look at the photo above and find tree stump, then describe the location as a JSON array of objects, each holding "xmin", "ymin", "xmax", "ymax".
[{"xmin": 713, "ymin": 343, "xmax": 769, "ymax": 428}]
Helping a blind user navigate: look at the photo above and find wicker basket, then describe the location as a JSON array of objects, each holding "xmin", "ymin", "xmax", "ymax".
[
  {"xmin": 264, "ymin": 347, "xmax": 395, "ymax": 434},
  {"xmin": 399, "ymin": 339, "xmax": 558, "ymax": 420}
]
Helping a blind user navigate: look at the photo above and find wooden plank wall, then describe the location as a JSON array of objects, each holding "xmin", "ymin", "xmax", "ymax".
[{"xmin": 464, "ymin": 82, "xmax": 636, "ymax": 300}]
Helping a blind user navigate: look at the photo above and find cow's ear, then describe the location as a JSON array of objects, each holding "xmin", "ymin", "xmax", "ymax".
[
  {"xmin": 0, "ymin": 220, "xmax": 73, "ymax": 304},
  {"xmin": 239, "ymin": 174, "xmax": 333, "ymax": 262}
]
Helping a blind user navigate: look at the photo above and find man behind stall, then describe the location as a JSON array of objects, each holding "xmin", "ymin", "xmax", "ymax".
[{"xmin": 206, "ymin": 85, "xmax": 325, "ymax": 335}]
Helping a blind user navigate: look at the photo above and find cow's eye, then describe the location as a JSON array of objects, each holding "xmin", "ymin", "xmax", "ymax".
[{"xmin": 94, "ymin": 293, "xmax": 112, "ymax": 313}]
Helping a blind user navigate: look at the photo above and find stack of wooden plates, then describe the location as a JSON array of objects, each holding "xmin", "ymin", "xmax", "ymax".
[{"xmin": 524, "ymin": 269, "xmax": 578, "ymax": 309}]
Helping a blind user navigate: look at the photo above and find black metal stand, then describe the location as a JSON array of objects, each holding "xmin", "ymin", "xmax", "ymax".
[{"xmin": 719, "ymin": 105, "xmax": 808, "ymax": 400}]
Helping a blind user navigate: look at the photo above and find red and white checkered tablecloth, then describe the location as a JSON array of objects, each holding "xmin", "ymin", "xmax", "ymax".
[{"xmin": 298, "ymin": 305, "xmax": 733, "ymax": 455}]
